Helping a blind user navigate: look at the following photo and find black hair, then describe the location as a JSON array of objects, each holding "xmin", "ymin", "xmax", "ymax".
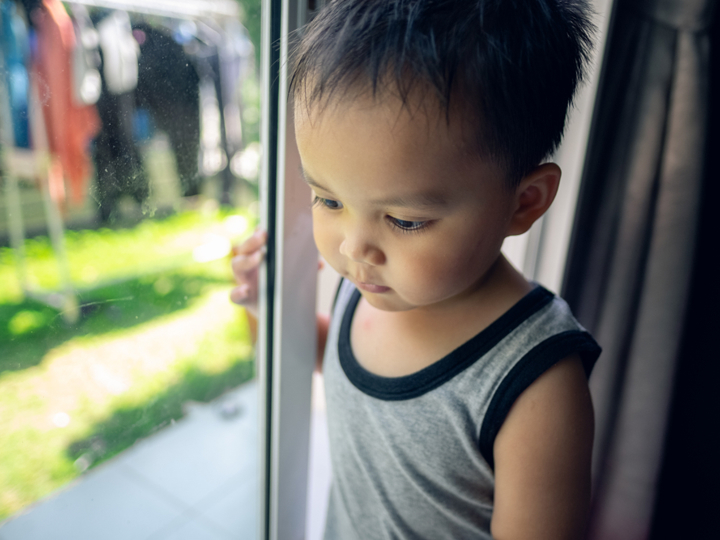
[{"xmin": 290, "ymin": 0, "xmax": 595, "ymax": 185}]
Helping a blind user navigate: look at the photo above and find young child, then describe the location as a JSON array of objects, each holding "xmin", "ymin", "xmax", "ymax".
[{"xmin": 232, "ymin": 1, "xmax": 600, "ymax": 538}]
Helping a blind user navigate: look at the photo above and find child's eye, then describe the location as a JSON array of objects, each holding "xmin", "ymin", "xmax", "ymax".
[
  {"xmin": 313, "ymin": 196, "xmax": 343, "ymax": 210},
  {"xmin": 387, "ymin": 216, "xmax": 429, "ymax": 233}
]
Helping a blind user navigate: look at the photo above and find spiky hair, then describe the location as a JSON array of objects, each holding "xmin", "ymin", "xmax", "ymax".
[{"xmin": 290, "ymin": 0, "xmax": 595, "ymax": 185}]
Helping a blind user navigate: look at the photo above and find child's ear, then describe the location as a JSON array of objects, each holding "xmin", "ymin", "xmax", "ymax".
[{"xmin": 507, "ymin": 163, "xmax": 561, "ymax": 236}]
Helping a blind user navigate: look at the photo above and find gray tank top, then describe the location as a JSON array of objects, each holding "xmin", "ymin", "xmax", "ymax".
[{"xmin": 323, "ymin": 280, "xmax": 600, "ymax": 539}]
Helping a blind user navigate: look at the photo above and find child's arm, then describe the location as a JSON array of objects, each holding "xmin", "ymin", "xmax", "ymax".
[
  {"xmin": 230, "ymin": 229, "xmax": 329, "ymax": 370},
  {"xmin": 490, "ymin": 355, "xmax": 594, "ymax": 540}
]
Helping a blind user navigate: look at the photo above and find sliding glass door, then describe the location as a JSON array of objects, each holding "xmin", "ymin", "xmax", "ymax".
[{"xmin": 0, "ymin": 0, "xmax": 264, "ymax": 538}]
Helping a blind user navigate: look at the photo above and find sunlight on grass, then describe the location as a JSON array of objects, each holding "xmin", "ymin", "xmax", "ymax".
[
  {"xmin": 0, "ymin": 209, "xmax": 252, "ymax": 303},
  {"xmin": 7, "ymin": 310, "xmax": 50, "ymax": 336}
]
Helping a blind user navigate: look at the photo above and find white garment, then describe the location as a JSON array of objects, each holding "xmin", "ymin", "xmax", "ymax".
[{"xmin": 97, "ymin": 11, "xmax": 138, "ymax": 95}]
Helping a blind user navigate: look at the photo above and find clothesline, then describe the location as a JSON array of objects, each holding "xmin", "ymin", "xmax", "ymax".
[
  {"xmin": 65, "ymin": 0, "xmax": 239, "ymax": 20},
  {"xmin": 1, "ymin": 0, "xmax": 247, "ymax": 324}
]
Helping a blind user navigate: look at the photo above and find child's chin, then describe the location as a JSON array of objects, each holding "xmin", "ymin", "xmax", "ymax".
[{"xmin": 361, "ymin": 293, "xmax": 416, "ymax": 313}]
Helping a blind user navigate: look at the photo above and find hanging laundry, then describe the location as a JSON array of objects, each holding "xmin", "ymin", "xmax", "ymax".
[
  {"xmin": 69, "ymin": 3, "xmax": 101, "ymax": 105},
  {"xmin": 182, "ymin": 18, "xmax": 253, "ymax": 204},
  {"xmin": 183, "ymin": 20, "xmax": 226, "ymax": 188},
  {"xmin": 30, "ymin": 0, "xmax": 100, "ymax": 206},
  {"xmin": 86, "ymin": 9, "xmax": 147, "ymax": 222},
  {"xmin": 218, "ymin": 18, "xmax": 253, "ymax": 159},
  {"xmin": 134, "ymin": 22, "xmax": 201, "ymax": 198},
  {"xmin": 1, "ymin": 0, "xmax": 30, "ymax": 148},
  {"xmin": 97, "ymin": 10, "xmax": 138, "ymax": 95},
  {"xmin": 216, "ymin": 19, "xmax": 253, "ymax": 204},
  {"xmin": 93, "ymin": 88, "xmax": 149, "ymax": 222},
  {"xmin": 199, "ymin": 77, "xmax": 224, "ymax": 177}
]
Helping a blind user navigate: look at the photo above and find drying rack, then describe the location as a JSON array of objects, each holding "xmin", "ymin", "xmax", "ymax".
[{"xmin": 0, "ymin": 0, "xmax": 240, "ymax": 324}]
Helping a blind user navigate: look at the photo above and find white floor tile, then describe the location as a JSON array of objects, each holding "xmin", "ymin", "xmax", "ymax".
[
  {"xmin": 0, "ymin": 463, "xmax": 183, "ymax": 540},
  {"xmin": 150, "ymin": 515, "xmax": 233, "ymax": 540},
  {"xmin": 118, "ymin": 384, "xmax": 258, "ymax": 507},
  {"xmin": 198, "ymin": 473, "xmax": 258, "ymax": 538},
  {"xmin": 0, "ymin": 383, "xmax": 259, "ymax": 540},
  {"xmin": 0, "ymin": 381, "xmax": 337, "ymax": 540}
]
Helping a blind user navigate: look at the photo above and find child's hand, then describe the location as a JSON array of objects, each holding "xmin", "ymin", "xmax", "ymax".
[{"xmin": 230, "ymin": 229, "xmax": 267, "ymax": 319}]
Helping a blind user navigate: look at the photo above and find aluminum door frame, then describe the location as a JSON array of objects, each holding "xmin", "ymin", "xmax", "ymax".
[{"xmin": 257, "ymin": 1, "xmax": 316, "ymax": 539}]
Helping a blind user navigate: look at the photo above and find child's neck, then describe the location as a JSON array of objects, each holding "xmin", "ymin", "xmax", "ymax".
[{"xmin": 351, "ymin": 255, "xmax": 533, "ymax": 378}]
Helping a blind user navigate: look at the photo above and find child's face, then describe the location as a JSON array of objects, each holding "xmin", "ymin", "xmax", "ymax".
[{"xmin": 295, "ymin": 93, "xmax": 520, "ymax": 313}]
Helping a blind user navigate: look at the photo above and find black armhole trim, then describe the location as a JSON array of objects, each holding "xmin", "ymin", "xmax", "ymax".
[
  {"xmin": 478, "ymin": 330, "xmax": 601, "ymax": 469},
  {"xmin": 339, "ymin": 285, "xmax": 555, "ymax": 401}
]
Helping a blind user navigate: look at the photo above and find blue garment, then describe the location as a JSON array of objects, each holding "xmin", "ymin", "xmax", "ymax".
[{"xmin": 1, "ymin": 0, "xmax": 30, "ymax": 148}]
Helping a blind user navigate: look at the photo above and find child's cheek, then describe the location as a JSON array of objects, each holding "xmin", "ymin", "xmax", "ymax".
[
  {"xmin": 312, "ymin": 214, "xmax": 342, "ymax": 268},
  {"xmin": 400, "ymin": 236, "xmax": 498, "ymax": 301},
  {"xmin": 395, "ymin": 250, "xmax": 461, "ymax": 301}
]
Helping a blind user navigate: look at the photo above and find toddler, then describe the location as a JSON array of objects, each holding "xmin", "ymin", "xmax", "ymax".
[{"xmin": 232, "ymin": 1, "xmax": 600, "ymax": 538}]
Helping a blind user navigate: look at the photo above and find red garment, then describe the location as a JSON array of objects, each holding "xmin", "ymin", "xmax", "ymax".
[{"xmin": 31, "ymin": 0, "xmax": 99, "ymax": 206}]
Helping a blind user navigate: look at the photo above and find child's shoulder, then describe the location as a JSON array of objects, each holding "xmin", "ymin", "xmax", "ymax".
[{"xmin": 491, "ymin": 350, "xmax": 595, "ymax": 539}]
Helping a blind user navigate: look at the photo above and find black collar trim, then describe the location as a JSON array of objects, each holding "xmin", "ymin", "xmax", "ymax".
[{"xmin": 338, "ymin": 285, "xmax": 554, "ymax": 401}]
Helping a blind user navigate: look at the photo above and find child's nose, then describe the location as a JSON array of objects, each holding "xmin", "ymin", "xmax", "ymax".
[{"xmin": 339, "ymin": 229, "xmax": 385, "ymax": 266}]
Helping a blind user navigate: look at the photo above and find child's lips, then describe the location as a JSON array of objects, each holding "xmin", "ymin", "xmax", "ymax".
[{"xmin": 356, "ymin": 281, "xmax": 391, "ymax": 294}]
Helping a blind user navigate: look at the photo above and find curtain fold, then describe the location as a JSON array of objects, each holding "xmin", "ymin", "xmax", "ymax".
[{"xmin": 562, "ymin": 1, "xmax": 714, "ymax": 538}]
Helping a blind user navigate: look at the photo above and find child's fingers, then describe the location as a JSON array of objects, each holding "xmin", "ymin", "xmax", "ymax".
[
  {"xmin": 231, "ymin": 250, "xmax": 263, "ymax": 278},
  {"xmin": 232, "ymin": 229, "xmax": 267, "ymax": 256},
  {"xmin": 229, "ymin": 228, "xmax": 265, "ymax": 314},
  {"xmin": 230, "ymin": 284, "xmax": 253, "ymax": 306}
]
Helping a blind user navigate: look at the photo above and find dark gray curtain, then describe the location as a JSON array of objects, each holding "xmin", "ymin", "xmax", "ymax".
[{"xmin": 562, "ymin": 1, "xmax": 716, "ymax": 539}]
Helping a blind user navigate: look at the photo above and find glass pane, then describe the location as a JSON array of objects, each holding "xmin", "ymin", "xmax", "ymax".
[{"xmin": 0, "ymin": 0, "xmax": 262, "ymax": 537}]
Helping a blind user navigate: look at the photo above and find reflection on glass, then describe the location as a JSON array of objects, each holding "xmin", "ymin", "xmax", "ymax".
[{"xmin": 0, "ymin": 0, "xmax": 261, "ymax": 536}]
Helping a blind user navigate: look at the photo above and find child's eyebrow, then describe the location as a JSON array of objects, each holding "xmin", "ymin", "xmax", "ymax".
[
  {"xmin": 299, "ymin": 167, "xmax": 329, "ymax": 192},
  {"xmin": 299, "ymin": 166, "xmax": 448, "ymax": 210},
  {"xmin": 372, "ymin": 192, "xmax": 448, "ymax": 210}
]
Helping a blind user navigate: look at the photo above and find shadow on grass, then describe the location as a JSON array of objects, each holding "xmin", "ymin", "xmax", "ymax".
[
  {"xmin": 66, "ymin": 357, "xmax": 255, "ymax": 470},
  {"xmin": 0, "ymin": 270, "xmax": 228, "ymax": 375}
]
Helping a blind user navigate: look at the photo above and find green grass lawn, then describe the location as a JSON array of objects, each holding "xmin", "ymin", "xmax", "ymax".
[{"xmin": 0, "ymin": 208, "xmax": 257, "ymax": 520}]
